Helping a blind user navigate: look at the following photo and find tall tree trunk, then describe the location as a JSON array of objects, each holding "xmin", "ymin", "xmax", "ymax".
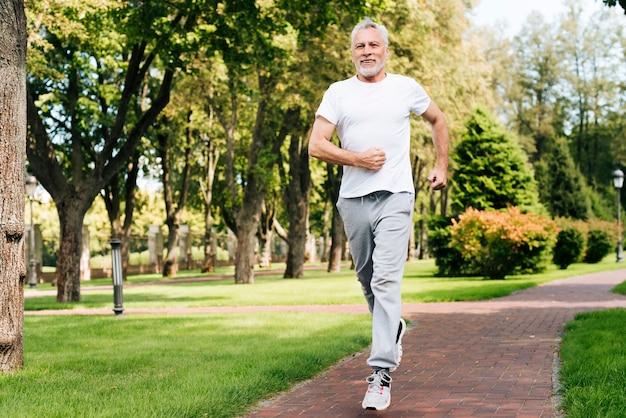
[
  {"xmin": 56, "ymin": 201, "xmax": 89, "ymax": 302},
  {"xmin": 326, "ymin": 164, "xmax": 344, "ymax": 272},
  {"xmin": 201, "ymin": 133, "xmax": 219, "ymax": 273},
  {"xmin": 258, "ymin": 199, "xmax": 276, "ymax": 269},
  {"xmin": 0, "ymin": 0, "xmax": 27, "ymax": 372},
  {"xmin": 321, "ymin": 201, "xmax": 331, "ymax": 262},
  {"xmin": 163, "ymin": 223, "xmax": 180, "ymax": 277},
  {"xmin": 234, "ymin": 212, "xmax": 259, "ymax": 284},
  {"xmin": 158, "ymin": 112, "xmax": 192, "ymax": 277},
  {"xmin": 230, "ymin": 74, "xmax": 278, "ymax": 284},
  {"xmin": 258, "ymin": 229, "xmax": 273, "ymax": 268},
  {"xmin": 281, "ymin": 109, "xmax": 311, "ymax": 279},
  {"xmin": 284, "ymin": 203, "xmax": 308, "ymax": 277},
  {"xmin": 417, "ymin": 201, "xmax": 427, "ymax": 259},
  {"xmin": 328, "ymin": 203, "xmax": 346, "ymax": 273}
]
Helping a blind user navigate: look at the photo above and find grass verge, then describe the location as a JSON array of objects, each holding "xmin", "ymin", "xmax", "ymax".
[
  {"xmin": 2, "ymin": 313, "xmax": 370, "ymax": 417},
  {"xmin": 559, "ymin": 309, "xmax": 626, "ymax": 417}
]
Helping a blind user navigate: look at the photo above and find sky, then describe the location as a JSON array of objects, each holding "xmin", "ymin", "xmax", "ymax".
[{"xmin": 470, "ymin": 0, "xmax": 606, "ymax": 36}]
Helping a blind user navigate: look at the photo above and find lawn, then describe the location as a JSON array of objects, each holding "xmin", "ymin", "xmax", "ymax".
[
  {"xmin": 10, "ymin": 313, "xmax": 371, "ymax": 418},
  {"xmin": 559, "ymin": 309, "xmax": 626, "ymax": 418}
]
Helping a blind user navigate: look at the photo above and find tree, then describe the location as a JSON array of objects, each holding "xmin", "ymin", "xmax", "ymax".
[
  {"xmin": 558, "ymin": 1, "xmax": 625, "ymax": 188},
  {"xmin": 279, "ymin": 108, "xmax": 312, "ymax": 278},
  {"xmin": 154, "ymin": 113, "xmax": 193, "ymax": 277},
  {"xmin": 209, "ymin": 0, "xmax": 378, "ymax": 284},
  {"xmin": 0, "ymin": 0, "xmax": 27, "ymax": 372},
  {"xmin": 26, "ymin": 1, "xmax": 201, "ymax": 301},
  {"xmin": 487, "ymin": 0, "xmax": 626, "ymax": 219},
  {"xmin": 508, "ymin": 11, "xmax": 562, "ymax": 161},
  {"xmin": 101, "ymin": 149, "xmax": 141, "ymax": 279},
  {"xmin": 534, "ymin": 136, "xmax": 590, "ymax": 219},
  {"xmin": 451, "ymin": 108, "xmax": 542, "ymax": 214}
]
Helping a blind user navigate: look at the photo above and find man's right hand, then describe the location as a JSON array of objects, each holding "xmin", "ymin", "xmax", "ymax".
[{"xmin": 359, "ymin": 147, "xmax": 386, "ymax": 171}]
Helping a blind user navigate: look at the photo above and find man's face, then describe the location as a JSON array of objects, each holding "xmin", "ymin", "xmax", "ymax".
[{"xmin": 351, "ymin": 27, "xmax": 389, "ymax": 80}]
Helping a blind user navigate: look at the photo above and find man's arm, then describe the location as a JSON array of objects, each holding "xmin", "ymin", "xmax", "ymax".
[
  {"xmin": 420, "ymin": 101, "xmax": 450, "ymax": 190},
  {"xmin": 308, "ymin": 116, "xmax": 386, "ymax": 171}
]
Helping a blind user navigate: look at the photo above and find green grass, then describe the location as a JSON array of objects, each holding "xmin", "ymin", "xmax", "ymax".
[
  {"xmin": 559, "ymin": 309, "xmax": 626, "ymax": 418},
  {"xmin": 4, "ymin": 313, "xmax": 371, "ymax": 417},
  {"xmin": 11, "ymin": 257, "xmax": 626, "ymax": 417}
]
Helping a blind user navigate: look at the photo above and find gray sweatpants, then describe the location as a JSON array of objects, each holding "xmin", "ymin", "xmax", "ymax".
[{"xmin": 337, "ymin": 191, "xmax": 415, "ymax": 371}]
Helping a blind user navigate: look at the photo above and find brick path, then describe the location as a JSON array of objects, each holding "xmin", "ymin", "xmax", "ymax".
[
  {"xmin": 244, "ymin": 270, "xmax": 626, "ymax": 417},
  {"xmin": 26, "ymin": 270, "xmax": 626, "ymax": 417}
]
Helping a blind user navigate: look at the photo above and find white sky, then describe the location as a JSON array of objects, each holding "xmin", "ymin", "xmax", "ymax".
[{"xmin": 470, "ymin": 0, "xmax": 605, "ymax": 36}]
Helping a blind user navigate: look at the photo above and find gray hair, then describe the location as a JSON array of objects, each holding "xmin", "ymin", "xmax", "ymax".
[{"xmin": 350, "ymin": 17, "xmax": 389, "ymax": 47}]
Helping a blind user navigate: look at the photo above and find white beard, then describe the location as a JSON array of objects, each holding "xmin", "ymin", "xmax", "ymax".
[{"xmin": 355, "ymin": 59, "xmax": 385, "ymax": 78}]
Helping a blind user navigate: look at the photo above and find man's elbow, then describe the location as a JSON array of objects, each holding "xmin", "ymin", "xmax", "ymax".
[{"xmin": 308, "ymin": 138, "xmax": 324, "ymax": 159}]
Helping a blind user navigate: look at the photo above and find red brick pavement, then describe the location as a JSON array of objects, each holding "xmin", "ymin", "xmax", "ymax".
[
  {"xmin": 243, "ymin": 270, "xmax": 626, "ymax": 418},
  {"xmin": 25, "ymin": 270, "xmax": 626, "ymax": 417}
]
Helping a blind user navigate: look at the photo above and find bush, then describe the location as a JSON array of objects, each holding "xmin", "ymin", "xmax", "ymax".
[
  {"xmin": 427, "ymin": 216, "xmax": 463, "ymax": 277},
  {"xmin": 583, "ymin": 229, "xmax": 613, "ymax": 263},
  {"xmin": 553, "ymin": 228, "xmax": 585, "ymax": 269},
  {"xmin": 449, "ymin": 207, "xmax": 559, "ymax": 279}
]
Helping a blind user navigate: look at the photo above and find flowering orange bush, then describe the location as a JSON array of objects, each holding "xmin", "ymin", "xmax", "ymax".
[{"xmin": 450, "ymin": 207, "xmax": 559, "ymax": 279}]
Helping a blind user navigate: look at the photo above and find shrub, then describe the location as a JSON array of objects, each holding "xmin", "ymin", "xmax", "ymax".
[
  {"xmin": 553, "ymin": 228, "xmax": 585, "ymax": 269},
  {"xmin": 427, "ymin": 216, "xmax": 463, "ymax": 277},
  {"xmin": 449, "ymin": 207, "xmax": 559, "ymax": 279},
  {"xmin": 583, "ymin": 229, "xmax": 613, "ymax": 263}
]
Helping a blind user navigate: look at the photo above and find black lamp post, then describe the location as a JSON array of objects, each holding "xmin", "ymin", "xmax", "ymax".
[
  {"xmin": 613, "ymin": 169, "xmax": 624, "ymax": 263},
  {"xmin": 25, "ymin": 175, "xmax": 38, "ymax": 288}
]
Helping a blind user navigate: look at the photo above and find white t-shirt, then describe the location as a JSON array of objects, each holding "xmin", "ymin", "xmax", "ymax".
[{"xmin": 316, "ymin": 73, "xmax": 431, "ymax": 198}]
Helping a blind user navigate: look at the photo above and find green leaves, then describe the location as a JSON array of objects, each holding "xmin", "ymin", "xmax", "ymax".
[{"xmin": 452, "ymin": 108, "xmax": 542, "ymax": 214}]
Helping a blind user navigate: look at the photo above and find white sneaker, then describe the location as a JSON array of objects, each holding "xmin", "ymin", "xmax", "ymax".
[
  {"xmin": 390, "ymin": 318, "xmax": 407, "ymax": 372},
  {"xmin": 362, "ymin": 370, "xmax": 392, "ymax": 410}
]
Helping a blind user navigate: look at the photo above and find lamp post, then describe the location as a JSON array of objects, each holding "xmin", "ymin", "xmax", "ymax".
[
  {"xmin": 110, "ymin": 238, "xmax": 124, "ymax": 316},
  {"xmin": 613, "ymin": 169, "xmax": 624, "ymax": 263},
  {"xmin": 25, "ymin": 175, "xmax": 38, "ymax": 288}
]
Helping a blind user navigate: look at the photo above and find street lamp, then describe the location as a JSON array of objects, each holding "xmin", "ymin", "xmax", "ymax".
[
  {"xmin": 25, "ymin": 175, "xmax": 38, "ymax": 288},
  {"xmin": 613, "ymin": 169, "xmax": 624, "ymax": 263}
]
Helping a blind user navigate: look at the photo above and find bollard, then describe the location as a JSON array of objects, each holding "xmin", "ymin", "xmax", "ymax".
[{"xmin": 110, "ymin": 238, "xmax": 124, "ymax": 316}]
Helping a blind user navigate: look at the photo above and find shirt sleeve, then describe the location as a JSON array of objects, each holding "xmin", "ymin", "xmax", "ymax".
[
  {"xmin": 315, "ymin": 84, "xmax": 339, "ymax": 125},
  {"xmin": 411, "ymin": 81, "xmax": 431, "ymax": 116}
]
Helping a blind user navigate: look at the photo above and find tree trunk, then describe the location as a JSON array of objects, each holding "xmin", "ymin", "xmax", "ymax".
[
  {"xmin": 284, "ymin": 207, "xmax": 308, "ymax": 278},
  {"xmin": 234, "ymin": 213, "xmax": 258, "ymax": 284},
  {"xmin": 228, "ymin": 74, "xmax": 278, "ymax": 284},
  {"xmin": 0, "ymin": 0, "xmax": 27, "ymax": 372},
  {"xmin": 202, "ymin": 215, "xmax": 216, "ymax": 273},
  {"xmin": 258, "ymin": 200, "xmax": 276, "ymax": 269},
  {"xmin": 157, "ymin": 113, "xmax": 192, "ymax": 278},
  {"xmin": 327, "ymin": 203, "xmax": 346, "ymax": 273},
  {"xmin": 163, "ymin": 222, "xmax": 180, "ymax": 277},
  {"xmin": 326, "ymin": 164, "xmax": 344, "ymax": 273},
  {"xmin": 201, "ymin": 137, "xmax": 219, "ymax": 273},
  {"xmin": 281, "ymin": 109, "xmax": 311, "ymax": 279},
  {"xmin": 258, "ymin": 229, "xmax": 273, "ymax": 268},
  {"xmin": 56, "ymin": 201, "xmax": 88, "ymax": 302},
  {"xmin": 417, "ymin": 201, "xmax": 427, "ymax": 259},
  {"xmin": 321, "ymin": 201, "xmax": 331, "ymax": 262}
]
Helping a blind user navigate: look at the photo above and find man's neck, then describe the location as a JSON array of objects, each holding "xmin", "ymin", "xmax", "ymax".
[{"xmin": 356, "ymin": 71, "xmax": 387, "ymax": 83}]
